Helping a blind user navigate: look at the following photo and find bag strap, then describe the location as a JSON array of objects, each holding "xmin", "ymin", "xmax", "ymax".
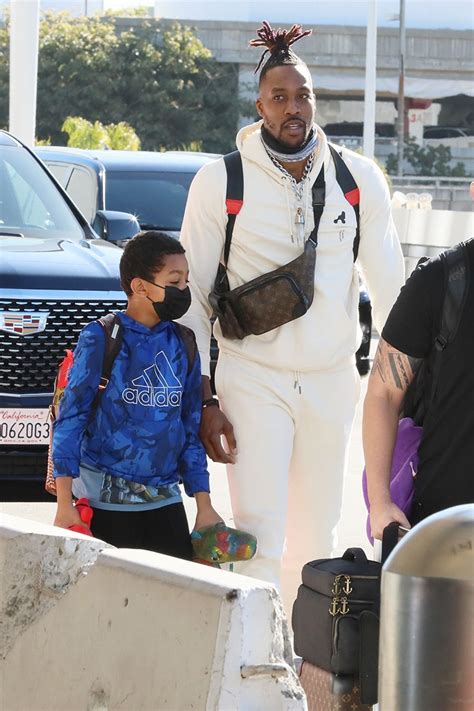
[
  {"xmin": 91, "ymin": 312, "xmax": 123, "ymax": 413},
  {"xmin": 307, "ymin": 165, "xmax": 325, "ymax": 248},
  {"xmin": 223, "ymin": 146, "xmax": 360, "ymax": 264},
  {"xmin": 223, "ymin": 151, "xmax": 244, "ymax": 267},
  {"xmin": 175, "ymin": 323, "xmax": 197, "ymax": 376},
  {"xmin": 328, "ymin": 144, "xmax": 361, "ymax": 261},
  {"xmin": 429, "ymin": 241, "xmax": 469, "ymax": 407}
]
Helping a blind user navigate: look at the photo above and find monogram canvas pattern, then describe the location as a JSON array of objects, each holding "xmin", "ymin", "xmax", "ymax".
[
  {"xmin": 215, "ymin": 239, "xmax": 316, "ymax": 339},
  {"xmin": 299, "ymin": 662, "xmax": 372, "ymax": 711}
]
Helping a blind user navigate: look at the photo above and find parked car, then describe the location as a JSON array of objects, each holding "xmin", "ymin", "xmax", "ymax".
[
  {"xmin": 35, "ymin": 146, "xmax": 222, "ymax": 379},
  {"xmin": 34, "ymin": 147, "xmax": 218, "ymax": 238},
  {"xmin": 423, "ymin": 126, "xmax": 473, "ymax": 140},
  {"xmin": 0, "ymin": 131, "xmax": 140, "ymax": 487}
]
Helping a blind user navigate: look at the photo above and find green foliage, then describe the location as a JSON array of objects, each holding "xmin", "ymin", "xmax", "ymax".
[
  {"xmin": 103, "ymin": 6, "xmax": 153, "ymax": 16},
  {"xmin": 386, "ymin": 136, "xmax": 467, "ymax": 177},
  {"xmin": 0, "ymin": 12, "xmax": 243, "ymax": 152},
  {"xmin": 34, "ymin": 136, "xmax": 51, "ymax": 146},
  {"xmin": 62, "ymin": 116, "xmax": 109, "ymax": 149},
  {"xmin": 105, "ymin": 121, "xmax": 141, "ymax": 150},
  {"xmin": 62, "ymin": 116, "xmax": 141, "ymax": 150}
]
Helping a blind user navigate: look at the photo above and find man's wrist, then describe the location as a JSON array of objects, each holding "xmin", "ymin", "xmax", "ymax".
[{"xmin": 202, "ymin": 397, "xmax": 219, "ymax": 409}]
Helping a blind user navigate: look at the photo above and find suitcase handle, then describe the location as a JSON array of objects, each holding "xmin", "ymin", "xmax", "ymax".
[{"xmin": 341, "ymin": 547, "xmax": 368, "ymax": 563}]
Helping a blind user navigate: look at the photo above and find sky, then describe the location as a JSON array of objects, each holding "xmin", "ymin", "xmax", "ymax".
[{"xmin": 149, "ymin": 0, "xmax": 472, "ymax": 31}]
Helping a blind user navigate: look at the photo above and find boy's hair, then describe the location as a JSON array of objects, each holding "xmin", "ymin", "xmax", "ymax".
[
  {"xmin": 249, "ymin": 21, "xmax": 312, "ymax": 83},
  {"xmin": 120, "ymin": 230, "xmax": 185, "ymax": 296}
]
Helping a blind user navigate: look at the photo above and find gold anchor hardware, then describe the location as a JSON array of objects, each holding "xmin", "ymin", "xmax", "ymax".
[
  {"xmin": 329, "ymin": 595, "xmax": 350, "ymax": 616},
  {"xmin": 331, "ymin": 574, "xmax": 353, "ymax": 596},
  {"xmin": 329, "ymin": 575, "xmax": 353, "ymax": 616}
]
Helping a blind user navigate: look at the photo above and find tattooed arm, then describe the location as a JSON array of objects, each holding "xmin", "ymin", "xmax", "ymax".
[{"xmin": 362, "ymin": 338, "xmax": 422, "ymax": 539}]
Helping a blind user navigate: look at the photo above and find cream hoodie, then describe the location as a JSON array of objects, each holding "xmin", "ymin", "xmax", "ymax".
[{"xmin": 180, "ymin": 121, "xmax": 405, "ymax": 377}]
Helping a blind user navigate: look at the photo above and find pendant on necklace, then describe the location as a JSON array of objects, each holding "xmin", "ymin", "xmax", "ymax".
[{"xmin": 295, "ymin": 207, "xmax": 305, "ymax": 225}]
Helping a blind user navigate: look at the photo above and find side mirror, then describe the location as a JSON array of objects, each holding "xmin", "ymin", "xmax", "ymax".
[{"xmin": 92, "ymin": 210, "xmax": 140, "ymax": 245}]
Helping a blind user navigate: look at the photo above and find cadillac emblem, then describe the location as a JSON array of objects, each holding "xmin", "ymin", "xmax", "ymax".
[{"xmin": 0, "ymin": 311, "xmax": 50, "ymax": 336}]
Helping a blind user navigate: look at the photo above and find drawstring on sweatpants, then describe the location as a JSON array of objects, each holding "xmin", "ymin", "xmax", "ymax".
[{"xmin": 293, "ymin": 372, "xmax": 302, "ymax": 394}]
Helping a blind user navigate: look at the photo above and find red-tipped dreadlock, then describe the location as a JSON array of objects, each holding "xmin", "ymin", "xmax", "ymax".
[{"xmin": 249, "ymin": 21, "xmax": 312, "ymax": 76}]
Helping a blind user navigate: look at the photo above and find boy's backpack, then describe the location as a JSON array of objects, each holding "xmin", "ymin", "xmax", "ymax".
[
  {"xmin": 45, "ymin": 314, "xmax": 197, "ymax": 496},
  {"xmin": 222, "ymin": 144, "xmax": 361, "ymax": 269},
  {"xmin": 362, "ymin": 241, "xmax": 470, "ymax": 541}
]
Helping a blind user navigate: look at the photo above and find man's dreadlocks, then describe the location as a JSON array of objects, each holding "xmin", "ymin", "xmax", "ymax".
[{"xmin": 249, "ymin": 21, "xmax": 312, "ymax": 81}]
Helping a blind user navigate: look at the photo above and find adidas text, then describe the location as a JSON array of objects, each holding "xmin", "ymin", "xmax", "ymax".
[{"xmin": 122, "ymin": 387, "xmax": 182, "ymax": 407}]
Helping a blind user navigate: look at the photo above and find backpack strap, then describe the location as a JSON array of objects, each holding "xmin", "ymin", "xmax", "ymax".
[
  {"xmin": 91, "ymin": 312, "xmax": 123, "ymax": 412},
  {"xmin": 223, "ymin": 146, "xmax": 361, "ymax": 264},
  {"xmin": 175, "ymin": 323, "xmax": 197, "ymax": 376},
  {"xmin": 223, "ymin": 151, "xmax": 243, "ymax": 267},
  {"xmin": 328, "ymin": 144, "xmax": 361, "ymax": 262},
  {"xmin": 428, "ymin": 241, "xmax": 470, "ymax": 406}
]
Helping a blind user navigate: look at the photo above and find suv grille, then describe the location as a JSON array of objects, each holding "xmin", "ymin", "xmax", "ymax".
[{"xmin": 0, "ymin": 299, "xmax": 127, "ymax": 395}]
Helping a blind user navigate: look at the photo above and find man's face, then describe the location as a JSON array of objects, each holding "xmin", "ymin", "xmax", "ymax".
[{"xmin": 256, "ymin": 63, "xmax": 316, "ymax": 148}]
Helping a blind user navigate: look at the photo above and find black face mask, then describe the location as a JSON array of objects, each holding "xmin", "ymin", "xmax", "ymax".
[{"xmin": 146, "ymin": 283, "xmax": 192, "ymax": 321}]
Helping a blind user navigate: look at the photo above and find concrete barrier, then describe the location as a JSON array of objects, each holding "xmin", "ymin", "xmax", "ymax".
[{"xmin": 0, "ymin": 514, "xmax": 306, "ymax": 711}]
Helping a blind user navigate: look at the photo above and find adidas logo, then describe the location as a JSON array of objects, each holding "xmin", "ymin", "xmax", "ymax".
[{"xmin": 122, "ymin": 351, "xmax": 183, "ymax": 408}]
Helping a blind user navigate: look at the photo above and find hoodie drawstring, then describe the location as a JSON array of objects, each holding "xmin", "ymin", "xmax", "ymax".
[
  {"xmin": 283, "ymin": 179, "xmax": 295, "ymax": 243},
  {"xmin": 293, "ymin": 371, "xmax": 302, "ymax": 395}
]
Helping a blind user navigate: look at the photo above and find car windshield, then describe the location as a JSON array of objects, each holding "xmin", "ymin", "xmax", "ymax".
[
  {"xmin": 105, "ymin": 171, "xmax": 195, "ymax": 231},
  {"xmin": 0, "ymin": 144, "xmax": 84, "ymax": 240}
]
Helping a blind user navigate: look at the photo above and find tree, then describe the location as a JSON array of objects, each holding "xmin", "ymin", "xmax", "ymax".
[
  {"xmin": 0, "ymin": 12, "xmax": 244, "ymax": 153},
  {"xmin": 62, "ymin": 116, "xmax": 141, "ymax": 150},
  {"xmin": 386, "ymin": 136, "xmax": 467, "ymax": 177}
]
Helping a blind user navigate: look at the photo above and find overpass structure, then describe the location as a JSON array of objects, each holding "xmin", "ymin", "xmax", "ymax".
[{"xmin": 159, "ymin": 20, "xmax": 473, "ymax": 129}]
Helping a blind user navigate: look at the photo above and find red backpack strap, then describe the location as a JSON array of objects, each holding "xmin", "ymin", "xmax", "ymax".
[
  {"xmin": 328, "ymin": 144, "xmax": 361, "ymax": 261},
  {"xmin": 223, "ymin": 151, "xmax": 243, "ymax": 266}
]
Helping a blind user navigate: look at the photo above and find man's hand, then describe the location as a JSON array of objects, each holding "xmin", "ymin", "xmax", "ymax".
[
  {"xmin": 200, "ymin": 406, "xmax": 237, "ymax": 464},
  {"xmin": 370, "ymin": 500, "xmax": 411, "ymax": 541},
  {"xmin": 54, "ymin": 504, "xmax": 89, "ymax": 532}
]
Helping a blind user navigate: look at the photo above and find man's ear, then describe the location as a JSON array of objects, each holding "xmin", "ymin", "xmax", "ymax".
[{"xmin": 255, "ymin": 97, "xmax": 264, "ymax": 119}]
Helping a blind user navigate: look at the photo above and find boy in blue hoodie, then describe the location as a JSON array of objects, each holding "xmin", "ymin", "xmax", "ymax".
[{"xmin": 52, "ymin": 231, "xmax": 224, "ymax": 560}]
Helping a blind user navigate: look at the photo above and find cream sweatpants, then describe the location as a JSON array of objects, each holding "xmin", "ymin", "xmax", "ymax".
[{"xmin": 215, "ymin": 352, "xmax": 360, "ymax": 613}]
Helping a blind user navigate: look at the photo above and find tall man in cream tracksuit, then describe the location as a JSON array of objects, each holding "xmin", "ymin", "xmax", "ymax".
[{"xmin": 180, "ymin": 23, "xmax": 404, "ymax": 605}]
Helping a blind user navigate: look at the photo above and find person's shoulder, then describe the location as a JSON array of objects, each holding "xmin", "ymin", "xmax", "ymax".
[
  {"xmin": 79, "ymin": 319, "xmax": 107, "ymax": 343},
  {"xmin": 328, "ymin": 142, "xmax": 388, "ymax": 193},
  {"xmin": 391, "ymin": 254, "xmax": 444, "ymax": 320},
  {"xmin": 190, "ymin": 156, "xmax": 227, "ymax": 189}
]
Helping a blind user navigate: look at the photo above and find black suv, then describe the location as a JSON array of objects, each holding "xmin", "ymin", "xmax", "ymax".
[{"xmin": 0, "ymin": 131, "xmax": 140, "ymax": 488}]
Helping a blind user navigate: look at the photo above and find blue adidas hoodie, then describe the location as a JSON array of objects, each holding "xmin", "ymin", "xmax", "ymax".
[{"xmin": 52, "ymin": 311, "xmax": 209, "ymax": 496}]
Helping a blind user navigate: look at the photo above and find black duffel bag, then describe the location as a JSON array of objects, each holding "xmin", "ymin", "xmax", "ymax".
[{"xmin": 292, "ymin": 547, "xmax": 381, "ymax": 676}]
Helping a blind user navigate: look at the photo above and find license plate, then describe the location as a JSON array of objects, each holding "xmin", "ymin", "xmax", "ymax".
[{"xmin": 0, "ymin": 409, "xmax": 51, "ymax": 445}]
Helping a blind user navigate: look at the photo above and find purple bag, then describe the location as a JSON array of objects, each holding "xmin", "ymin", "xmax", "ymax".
[{"xmin": 362, "ymin": 417, "xmax": 423, "ymax": 544}]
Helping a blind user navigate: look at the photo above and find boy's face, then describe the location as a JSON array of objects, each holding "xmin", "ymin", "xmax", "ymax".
[
  {"xmin": 144, "ymin": 253, "xmax": 189, "ymax": 303},
  {"xmin": 130, "ymin": 253, "xmax": 189, "ymax": 308}
]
